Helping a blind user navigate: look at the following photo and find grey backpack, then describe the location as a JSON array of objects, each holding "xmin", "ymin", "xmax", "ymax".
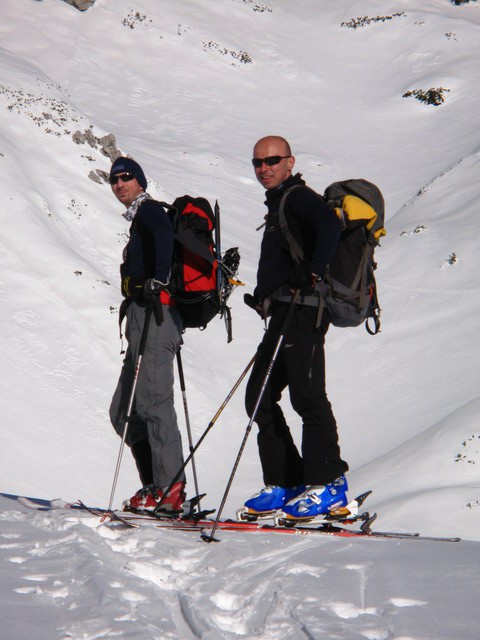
[{"xmin": 279, "ymin": 179, "xmax": 386, "ymax": 334}]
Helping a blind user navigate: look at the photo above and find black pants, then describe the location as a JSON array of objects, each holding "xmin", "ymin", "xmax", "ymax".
[{"xmin": 245, "ymin": 302, "xmax": 348, "ymax": 487}]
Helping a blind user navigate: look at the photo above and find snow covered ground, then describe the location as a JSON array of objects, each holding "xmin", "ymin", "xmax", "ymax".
[{"xmin": 0, "ymin": 0, "xmax": 479, "ymax": 637}]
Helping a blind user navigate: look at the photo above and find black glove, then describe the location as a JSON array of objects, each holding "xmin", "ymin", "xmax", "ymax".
[
  {"xmin": 313, "ymin": 277, "xmax": 328, "ymax": 297},
  {"xmin": 143, "ymin": 278, "xmax": 166, "ymax": 302},
  {"xmin": 143, "ymin": 278, "xmax": 167, "ymax": 326},
  {"xmin": 289, "ymin": 263, "xmax": 314, "ymax": 294},
  {"xmin": 244, "ymin": 293, "xmax": 263, "ymax": 317}
]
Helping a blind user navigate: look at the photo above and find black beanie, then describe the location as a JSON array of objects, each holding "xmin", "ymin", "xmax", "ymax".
[{"xmin": 110, "ymin": 157, "xmax": 148, "ymax": 191}]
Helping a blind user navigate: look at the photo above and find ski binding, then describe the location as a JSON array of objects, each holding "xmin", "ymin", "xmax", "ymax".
[{"xmin": 274, "ymin": 490, "xmax": 372, "ymax": 528}]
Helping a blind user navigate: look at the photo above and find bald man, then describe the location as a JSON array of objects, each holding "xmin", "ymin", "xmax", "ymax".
[{"xmin": 241, "ymin": 136, "xmax": 349, "ymax": 523}]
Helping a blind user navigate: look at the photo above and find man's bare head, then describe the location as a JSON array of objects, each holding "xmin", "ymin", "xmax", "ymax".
[{"xmin": 252, "ymin": 136, "xmax": 295, "ymax": 190}]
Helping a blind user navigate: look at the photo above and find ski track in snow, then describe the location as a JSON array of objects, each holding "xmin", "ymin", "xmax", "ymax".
[{"xmin": 1, "ymin": 502, "xmax": 478, "ymax": 640}]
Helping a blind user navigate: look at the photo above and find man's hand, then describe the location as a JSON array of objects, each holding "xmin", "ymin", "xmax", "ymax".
[
  {"xmin": 143, "ymin": 278, "xmax": 166, "ymax": 302},
  {"xmin": 313, "ymin": 276, "xmax": 328, "ymax": 297},
  {"xmin": 244, "ymin": 293, "xmax": 263, "ymax": 316},
  {"xmin": 289, "ymin": 263, "xmax": 314, "ymax": 294}
]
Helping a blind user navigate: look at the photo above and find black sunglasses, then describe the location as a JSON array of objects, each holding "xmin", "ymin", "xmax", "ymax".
[
  {"xmin": 251, "ymin": 155, "xmax": 291, "ymax": 168},
  {"xmin": 109, "ymin": 172, "xmax": 136, "ymax": 185}
]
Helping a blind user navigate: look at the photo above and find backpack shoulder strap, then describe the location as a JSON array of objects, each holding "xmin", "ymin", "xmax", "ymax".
[{"xmin": 277, "ymin": 184, "xmax": 306, "ymax": 264}]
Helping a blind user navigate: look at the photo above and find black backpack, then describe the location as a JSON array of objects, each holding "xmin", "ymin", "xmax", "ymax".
[
  {"xmin": 161, "ymin": 196, "xmax": 241, "ymax": 342},
  {"xmin": 278, "ymin": 179, "xmax": 385, "ymax": 334}
]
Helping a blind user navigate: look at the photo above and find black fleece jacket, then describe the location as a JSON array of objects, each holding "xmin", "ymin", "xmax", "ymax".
[
  {"xmin": 122, "ymin": 199, "xmax": 174, "ymax": 283},
  {"xmin": 255, "ymin": 173, "xmax": 341, "ymax": 303}
]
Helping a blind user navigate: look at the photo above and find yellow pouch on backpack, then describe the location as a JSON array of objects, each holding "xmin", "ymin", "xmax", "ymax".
[{"xmin": 335, "ymin": 195, "xmax": 386, "ymax": 241}]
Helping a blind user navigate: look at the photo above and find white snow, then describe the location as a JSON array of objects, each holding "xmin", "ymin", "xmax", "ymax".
[{"xmin": 1, "ymin": 0, "xmax": 480, "ymax": 638}]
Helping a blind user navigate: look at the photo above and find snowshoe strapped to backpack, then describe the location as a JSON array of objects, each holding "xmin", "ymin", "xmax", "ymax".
[
  {"xmin": 162, "ymin": 196, "xmax": 241, "ymax": 341},
  {"xmin": 323, "ymin": 179, "xmax": 385, "ymax": 334}
]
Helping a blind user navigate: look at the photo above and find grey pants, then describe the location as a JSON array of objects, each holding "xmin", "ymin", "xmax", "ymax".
[{"xmin": 109, "ymin": 302, "xmax": 185, "ymax": 488}]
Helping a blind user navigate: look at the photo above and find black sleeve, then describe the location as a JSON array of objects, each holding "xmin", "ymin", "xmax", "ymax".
[
  {"xmin": 137, "ymin": 201, "xmax": 175, "ymax": 283},
  {"xmin": 289, "ymin": 188, "xmax": 341, "ymax": 277}
]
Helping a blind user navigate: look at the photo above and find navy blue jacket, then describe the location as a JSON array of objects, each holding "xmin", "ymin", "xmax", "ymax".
[
  {"xmin": 255, "ymin": 173, "xmax": 341, "ymax": 303},
  {"xmin": 122, "ymin": 199, "xmax": 174, "ymax": 283}
]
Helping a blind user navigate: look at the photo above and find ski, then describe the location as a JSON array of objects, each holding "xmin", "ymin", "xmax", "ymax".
[
  {"xmin": 3, "ymin": 492, "xmax": 462, "ymax": 542},
  {"xmin": 6, "ymin": 492, "xmax": 208, "ymax": 520},
  {"xmin": 77, "ymin": 501, "xmax": 140, "ymax": 528},
  {"xmin": 3, "ymin": 493, "xmax": 208, "ymax": 529},
  {"xmin": 72, "ymin": 507, "xmax": 464, "ymax": 542},
  {"xmin": 155, "ymin": 517, "xmax": 461, "ymax": 542},
  {"xmin": 13, "ymin": 495, "xmax": 108, "ymax": 513},
  {"xmin": 8, "ymin": 495, "xmax": 139, "ymax": 527},
  {"xmin": 17, "ymin": 496, "xmax": 71, "ymax": 511}
]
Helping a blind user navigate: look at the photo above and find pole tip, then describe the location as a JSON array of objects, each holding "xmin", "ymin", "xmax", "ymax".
[{"xmin": 200, "ymin": 532, "xmax": 220, "ymax": 543}]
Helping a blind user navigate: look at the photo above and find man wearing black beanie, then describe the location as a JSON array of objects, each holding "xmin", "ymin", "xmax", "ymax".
[{"xmin": 108, "ymin": 156, "xmax": 186, "ymax": 513}]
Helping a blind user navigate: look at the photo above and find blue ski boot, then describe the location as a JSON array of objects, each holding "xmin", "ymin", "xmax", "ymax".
[
  {"xmin": 279, "ymin": 476, "xmax": 349, "ymax": 522},
  {"xmin": 237, "ymin": 485, "xmax": 305, "ymax": 521}
]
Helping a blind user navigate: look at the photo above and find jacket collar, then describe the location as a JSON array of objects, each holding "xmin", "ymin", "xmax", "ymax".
[{"xmin": 264, "ymin": 172, "xmax": 305, "ymax": 209}]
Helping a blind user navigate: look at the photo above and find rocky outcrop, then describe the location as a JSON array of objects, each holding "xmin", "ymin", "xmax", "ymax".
[
  {"xmin": 72, "ymin": 130, "xmax": 120, "ymax": 162},
  {"xmin": 63, "ymin": 0, "xmax": 97, "ymax": 11},
  {"xmin": 72, "ymin": 129, "xmax": 121, "ymax": 183}
]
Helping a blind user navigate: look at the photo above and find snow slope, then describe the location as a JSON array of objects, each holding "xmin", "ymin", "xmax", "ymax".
[{"xmin": 0, "ymin": 0, "xmax": 479, "ymax": 637}]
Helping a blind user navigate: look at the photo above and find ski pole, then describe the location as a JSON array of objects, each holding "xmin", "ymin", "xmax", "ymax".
[
  {"xmin": 154, "ymin": 352, "xmax": 256, "ymax": 514},
  {"xmin": 214, "ymin": 200, "xmax": 223, "ymax": 294},
  {"xmin": 108, "ymin": 304, "xmax": 153, "ymax": 511},
  {"xmin": 202, "ymin": 290, "xmax": 300, "ymax": 542},
  {"xmin": 176, "ymin": 348, "xmax": 201, "ymax": 505}
]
